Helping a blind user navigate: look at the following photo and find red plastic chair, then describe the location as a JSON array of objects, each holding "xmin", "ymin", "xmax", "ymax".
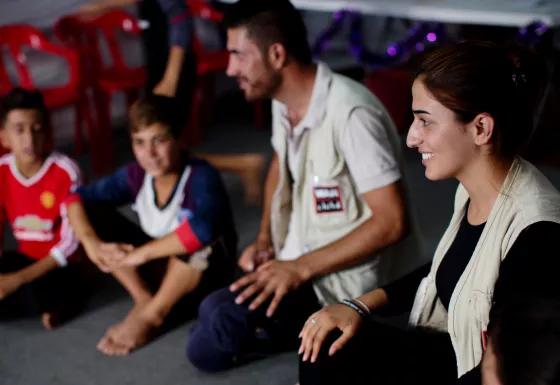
[
  {"xmin": 0, "ymin": 25, "xmax": 93, "ymax": 158},
  {"xmin": 84, "ymin": 10, "xmax": 145, "ymax": 108},
  {"xmin": 56, "ymin": 11, "xmax": 145, "ymax": 174},
  {"xmin": 185, "ymin": 0, "xmax": 264, "ymax": 146}
]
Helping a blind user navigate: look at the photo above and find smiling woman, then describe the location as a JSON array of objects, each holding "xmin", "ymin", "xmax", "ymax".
[
  {"xmin": 408, "ymin": 41, "xmax": 545, "ymax": 182},
  {"xmin": 298, "ymin": 41, "xmax": 560, "ymax": 385}
]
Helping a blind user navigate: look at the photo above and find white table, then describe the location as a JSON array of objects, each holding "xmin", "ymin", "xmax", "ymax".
[{"xmin": 219, "ymin": 0, "xmax": 560, "ymax": 28}]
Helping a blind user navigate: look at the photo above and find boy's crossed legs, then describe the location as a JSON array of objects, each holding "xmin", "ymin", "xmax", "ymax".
[
  {"xmin": 86, "ymin": 205, "xmax": 209, "ymax": 356},
  {"xmin": 98, "ymin": 257, "xmax": 202, "ymax": 355}
]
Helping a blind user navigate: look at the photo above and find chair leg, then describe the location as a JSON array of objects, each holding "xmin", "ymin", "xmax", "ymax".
[
  {"xmin": 180, "ymin": 81, "xmax": 202, "ymax": 148},
  {"xmin": 254, "ymin": 100, "xmax": 264, "ymax": 130},
  {"xmin": 91, "ymin": 90, "xmax": 114, "ymax": 175},
  {"xmin": 201, "ymin": 74, "xmax": 215, "ymax": 126},
  {"xmin": 125, "ymin": 88, "xmax": 140, "ymax": 110},
  {"xmin": 47, "ymin": 114, "xmax": 55, "ymax": 152},
  {"xmin": 74, "ymin": 102, "xmax": 84, "ymax": 156}
]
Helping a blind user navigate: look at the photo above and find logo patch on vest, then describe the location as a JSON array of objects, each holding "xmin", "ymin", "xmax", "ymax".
[
  {"xmin": 313, "ymin": 186, "xmax": 344, "ymax": 213},
  {"xmin": 482, "ymin": 330, "xmax": 488, "ymax": 350}
]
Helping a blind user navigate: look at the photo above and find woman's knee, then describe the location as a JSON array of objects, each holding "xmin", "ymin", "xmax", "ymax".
[{"xmin": 299, "ymin": 330, "xmax": 352, "ymax": 385}]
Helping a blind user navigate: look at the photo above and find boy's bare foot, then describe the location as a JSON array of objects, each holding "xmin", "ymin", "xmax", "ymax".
[
  {"xmin": 41, "ymin": 302, "xmax": 83, "ymax": 330},
  {"xmin": 41, "ymin": 312, "xmax": 60, "ymax": 330},
  {"xmin": 97, "ymin": 335, "xmax": 130, "ymax": 356},
  {"xmin": 238, "ymin": 154, "xmax": 266, "ymax": 205},
  {"xmin": 98, "ymin": 312, "xmax": 159, "ymax": 356},
  {"xmin": 96, "ymin": 299, "xmax": 151, "ymax": 354}
]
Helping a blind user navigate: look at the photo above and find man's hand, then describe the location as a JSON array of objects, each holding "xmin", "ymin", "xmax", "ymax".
[
  {"xmin": 0, "ymin": 273, "xmax": 23, "ymax": 300},
  {"xmin": 229, "ymin": 260, "xmax": 308, "ymax": 317},
  {"xmin": 237, "ymin": 235, "xmax": 274, "ymax": 272}
]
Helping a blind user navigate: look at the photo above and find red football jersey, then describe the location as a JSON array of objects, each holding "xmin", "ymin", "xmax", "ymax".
[{"xmin": 0, "ymin": 152, "xmax": 82, "ymax": 265}]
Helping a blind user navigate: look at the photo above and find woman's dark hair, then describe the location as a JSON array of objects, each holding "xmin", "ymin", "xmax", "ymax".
[
  {"xmin": 1, "ymin": 87, "xmax": 49, "ymax": 128},
  {"xmin": 223, "ymin": 0, "xmax": 312, "ymax": 65},
  {"xmin": 488, "ymin": 298, "xmax": 560, "ymax": 385},
  {"xmin": 414, "ymin": 41, "xmax": 546, "ymax": 157}
]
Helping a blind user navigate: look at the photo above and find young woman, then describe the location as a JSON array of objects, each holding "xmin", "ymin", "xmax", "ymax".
[{"xmin": 297, "ymin": 41, "xmax": 560, "ymax": 385}]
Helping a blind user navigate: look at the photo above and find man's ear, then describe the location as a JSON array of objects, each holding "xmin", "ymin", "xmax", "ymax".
[
  {"xmin": 471, "ymin": 113, "xmax": 495, "ymax": 146},
  {"xmin": 267, "ymin": 43, "xmax": 287, "ymax": 70}
]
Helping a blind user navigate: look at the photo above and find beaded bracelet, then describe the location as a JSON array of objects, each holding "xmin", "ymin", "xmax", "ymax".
[
  {"xmin": 351, "ymin": 298, "xmax": 372, "ymax": 316},
  {"xmin": 340, "ymin": 299, "xmax": 367, "ymax": 317}
]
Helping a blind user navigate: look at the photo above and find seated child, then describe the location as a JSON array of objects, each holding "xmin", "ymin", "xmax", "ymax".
[
  {"xmin": 0, "ymin": 88, "xmax": 87, "ymax": 329},
  {"xmin": 66, "ymin": 94, "xmax": 238, "ymax": 356},
  {"xmin": 482, "ymin": 298, "xmax": 560, "ymax": 385}
]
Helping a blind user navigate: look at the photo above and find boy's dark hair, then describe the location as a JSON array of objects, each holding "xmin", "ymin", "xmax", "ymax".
[
  {"xmin": 488, "ymin": 298, "xmax": 560, "ymax": 385},
  {"xmin": 223, "ymin": 0, "xmax": 312, "ymax": 65},
  {"xmin": 129, "ymin": 94, "xmax": 183, "ymax": 138},
  {"xmin": 1, "ymin": 88, "xmax": 49, "ymax": 127}
]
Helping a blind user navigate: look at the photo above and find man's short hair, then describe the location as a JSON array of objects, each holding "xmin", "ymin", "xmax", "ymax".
[{"xmin": 223, "ymin": 0, "xmax": 312, "ymax": 65}]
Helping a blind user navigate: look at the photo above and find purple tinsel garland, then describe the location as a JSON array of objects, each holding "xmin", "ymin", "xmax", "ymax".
[
  {"xmin": 312, "ymin": 9, "xmax": 444, "ymax": 69},
  {"xmin": 312, "ymin": 9, "xmax": 549, "ymax": 69}
]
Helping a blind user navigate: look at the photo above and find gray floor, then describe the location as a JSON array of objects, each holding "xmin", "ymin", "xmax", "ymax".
[{"xmin": 2, "ymin": 114, "xmax": 560, "ymax": 385}]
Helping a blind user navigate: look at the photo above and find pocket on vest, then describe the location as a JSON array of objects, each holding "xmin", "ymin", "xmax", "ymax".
[{"xmin": 468, "ymin": 290, "xmax": 493, "ymax": 361}]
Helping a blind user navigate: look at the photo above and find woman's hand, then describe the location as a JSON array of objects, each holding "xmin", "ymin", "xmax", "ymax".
[{"xmin": 299, "ymin": 303, "xmax": 364, "ymax": 363}]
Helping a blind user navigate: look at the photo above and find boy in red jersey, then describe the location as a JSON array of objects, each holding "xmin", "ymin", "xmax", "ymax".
[{"xmin": 0, "ymin": 88, "xmax": 87, "ymax": 329}]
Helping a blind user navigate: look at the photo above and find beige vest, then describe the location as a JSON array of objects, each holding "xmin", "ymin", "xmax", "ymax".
[
  {"xmin": 409, "ymin": 157, "xmax": 560, "ymax": 376},
  {"xmin": 271, "ymin": 71, "xmax": 422, "ymax": 305}
]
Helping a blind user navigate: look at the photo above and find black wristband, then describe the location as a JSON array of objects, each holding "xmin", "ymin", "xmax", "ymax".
[{"xmin": 340, "ymin": 299, "xmax": 366, "ymax": 317}]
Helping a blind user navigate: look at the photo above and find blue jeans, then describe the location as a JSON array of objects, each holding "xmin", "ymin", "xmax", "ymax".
[{"xmin": 186, "ymin": 282, "xmax": 321, "ymax": 372}]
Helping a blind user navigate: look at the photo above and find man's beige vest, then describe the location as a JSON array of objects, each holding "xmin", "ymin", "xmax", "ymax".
[
  {"xmin": 270, "ymin": 70, "xmax": 422, "ymax": 306},
  {"xmin": 409, "ymin": 157, "xmax": 560, "ymax": 376}
]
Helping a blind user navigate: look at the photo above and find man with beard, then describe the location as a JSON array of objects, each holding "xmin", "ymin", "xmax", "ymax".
[{"xmin": 185, "ymin": 0, "xmax": 421, "ymax": 372}]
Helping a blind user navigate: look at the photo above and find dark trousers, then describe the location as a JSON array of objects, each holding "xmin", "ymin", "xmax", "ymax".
[
  {"xmin": 0, "ymin": 251, "xmax": 86, "ymax": 319},
  {"xmin": 299, "ymin": 319, "xmax": 459, "ymax": 385},
  {"xmin": 186, "ymin": 282, "xmax": 322, "ymax": 372}
]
